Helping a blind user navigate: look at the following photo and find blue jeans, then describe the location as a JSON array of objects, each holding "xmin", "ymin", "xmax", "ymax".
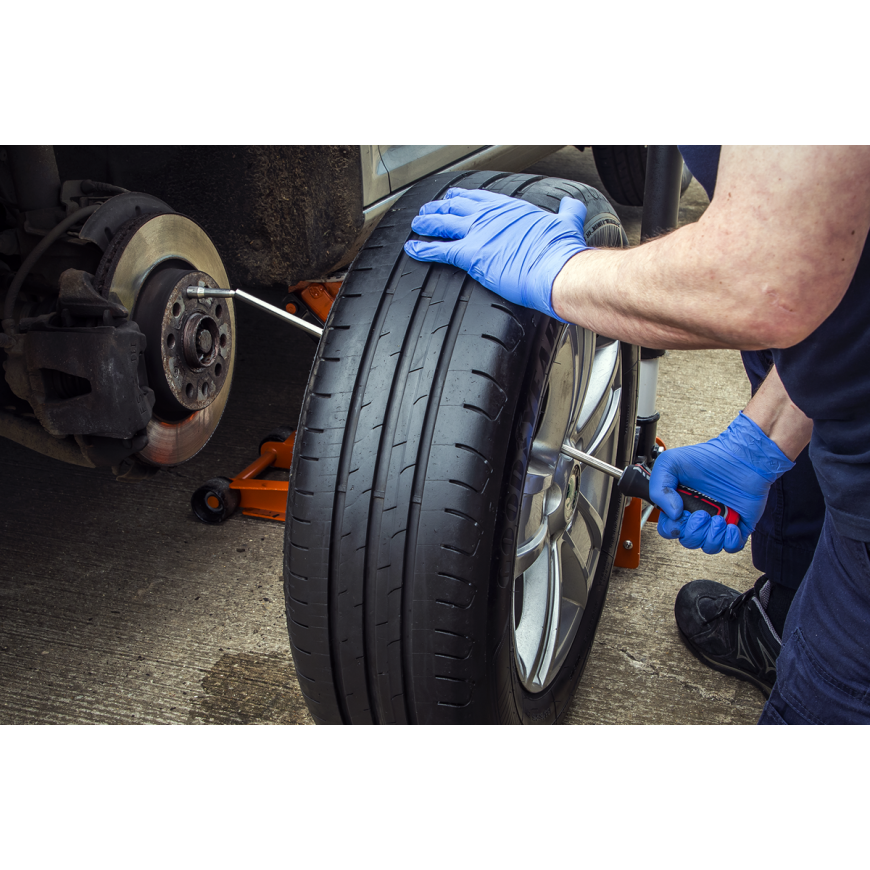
[{"xmin": 759, "ymin": 514, "xmax": 870, "ymax": 724}]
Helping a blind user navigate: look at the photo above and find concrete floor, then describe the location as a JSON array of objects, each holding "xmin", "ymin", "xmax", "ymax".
[{"xmin": 0, "ymin": 148, "xmax": 765, "ymax": 724}]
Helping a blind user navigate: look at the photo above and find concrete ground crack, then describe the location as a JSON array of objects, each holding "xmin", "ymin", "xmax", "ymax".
[
  {"xmin": 600, "ymin": 639, "xmax": 747, "ymax": 703},
  {"xmin": 135, "ymin": 579, "xmax": 165, "ymax": 599},
  {"xmin": 618, "ymin": 646, "xmax": 660, "ymax": 676}
]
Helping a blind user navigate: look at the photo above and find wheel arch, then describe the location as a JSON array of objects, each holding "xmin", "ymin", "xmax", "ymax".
[{"xmin": 54, "ymin": 146, "xmax": 365, "ymax": 291}]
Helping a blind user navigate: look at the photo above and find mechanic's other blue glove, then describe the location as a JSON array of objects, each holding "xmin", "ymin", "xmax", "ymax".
[
  {"xmin": 649, "ymin": 412, "xmax": 795, "ymax": 554},
  {"xmin": 403, "ymin": 188, "xmax": 591, "ymax": 321}
]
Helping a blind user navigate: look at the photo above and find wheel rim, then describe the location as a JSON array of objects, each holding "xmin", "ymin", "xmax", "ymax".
[{"xmin": 512, "ymin": 327, "xmax": 623, "ymax": 693}]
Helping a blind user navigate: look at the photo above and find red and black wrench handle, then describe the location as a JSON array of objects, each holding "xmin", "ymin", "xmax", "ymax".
[{"xmin": 619, "ymin": 463, "xmax": 741, "ymax": 525}]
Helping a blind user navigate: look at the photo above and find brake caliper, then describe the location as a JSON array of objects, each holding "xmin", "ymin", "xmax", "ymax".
[{"xmin": 4, "ymin": 269, "xmax": 154, "ymax": 464}]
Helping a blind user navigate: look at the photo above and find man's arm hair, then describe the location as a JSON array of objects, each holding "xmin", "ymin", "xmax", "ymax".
[{"xmin": 552, "ymin": 146, "xmax": 870, "ymax": 350}]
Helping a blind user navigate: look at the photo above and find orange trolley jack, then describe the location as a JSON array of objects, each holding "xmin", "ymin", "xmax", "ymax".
[
  {"xmin": 190, "ymin": 428, "xmax": 296, "ymax": 524},
  {"xmin": 613, "ymin": 437, "xmax": 667, "ymax": 569}
]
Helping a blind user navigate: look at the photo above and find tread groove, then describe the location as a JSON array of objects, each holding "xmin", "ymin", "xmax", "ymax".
[
  {"xmin": 455, "ymin": 443, "xmax": 489, "ymax": 461},
  {"xmin": 490, "ymin": 302, "xmax": 520, "ymax": 319},
  {"xmin": 364, "ymin": 267, "xmax": 435, "ymax": 726},
  {"xmin": 436, "ymin": 598, "xmax": 474, "ymax": 610},
  {"xmin": 444, "ymin": 508, "xmax": 478, "ymax": 524},
  {"xmin": 442, "ymin": 543, "xmax": 475, "ymax": 557},
  {"xmin": 471, "ymin": 369, "xmax": 507, "ymax": 391},
  {"xmin": 463, "ymin": 403, "xmax": 497, "ymax": 421},
  {"xmin": 481, "ymin": 333, "xmax": 510, "ymax": 350},
  {"xmin": 328, "ymin": 254, "xmax": 405, "ymax": 725},
  {"xmin": 437, "ymin": 572, "xmax": 474, "ymax": 584},
  {"xmin": 402, "ymin": 274, "xmax": 475, "ymax": 722},
  {"xmin": 510, "ymin": 175, "xmax": 547, "ymax": 196}
]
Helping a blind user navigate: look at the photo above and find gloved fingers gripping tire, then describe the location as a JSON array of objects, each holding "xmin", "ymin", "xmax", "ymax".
[
  {"xmin": 590, "ymin": 145, "xmax": 693, "ymax": 207},
  {"xmin": 284, "ymin": 171, "xmax": 638, "ymax": 724}
]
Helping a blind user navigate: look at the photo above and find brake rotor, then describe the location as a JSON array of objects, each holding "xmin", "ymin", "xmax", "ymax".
[{"xmin": 96, "ymin": 212, "xmax": 236, "ymax": 466}]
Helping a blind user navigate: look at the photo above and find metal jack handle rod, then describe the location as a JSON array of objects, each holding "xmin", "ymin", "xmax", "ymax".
[
  {"xmin": 640, "ymin": 146, "xmax": 684, "ymax": 242},
  {"xmin": 185, "ymin": 287, "xmax": 324, "ymax": 338},
  {"xmin": 635, "ymin": 146, "xmax": 686, "ymax": 464}
]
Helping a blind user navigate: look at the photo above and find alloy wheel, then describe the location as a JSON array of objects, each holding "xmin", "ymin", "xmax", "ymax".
[{"xmin": 513, "ymin": 329, "xmax": 624, "ymax": 692}]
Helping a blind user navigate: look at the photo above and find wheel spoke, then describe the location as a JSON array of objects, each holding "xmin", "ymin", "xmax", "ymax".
[
  {"xmin": 585, "ymin": 386, "xmax": 620, "ymax": 458},
  {"xmin": 515, "ymin": 518, "xmax": 548, "ymax": 578},
  {"xmin": 574, "ymin": 340, "xmax": 620, "ymax": 451},
  {"xmin": 513, "ymin": 537, "xmax": 557, "ymax": 691},
  {"xmin": 551, "ymin": 534, "xmax": 589, "ymax": 671},
  {"xmin": 558, "ymin": 528, "xmax": 590, "ymax": 608},
  {"xmin": 529, "ymin": 329, "xmax": 581, "ymax": 469},
  {"xmin": 570, "ymin": 487, "xmax": 604, "ymax": 552},
  {"xmin": 567, "ymin": 327, "xmax": 595, "ymax": 443},
  {"xmin": 514, "ymin": 530, "xmax": 591, "ymax": 692}
]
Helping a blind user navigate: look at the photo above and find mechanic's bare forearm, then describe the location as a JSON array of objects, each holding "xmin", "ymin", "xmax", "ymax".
[
  {"xmin": 553, "ymin": 221, "xmax": 851, "ymax": 350},
  {"xmin": 552, "ymin": 229, "xmax": 804, "ymax": 350},
  {"xmin": 552, "ymin": 146, "xmax": 870, "ymax": 350},
  {"xmin": 551, "ymin": 234, "xmax": 770, "ymax": 350},
  {"xmin": 742, "ymin": 365, "xmax": 812, "ymax": 461}
]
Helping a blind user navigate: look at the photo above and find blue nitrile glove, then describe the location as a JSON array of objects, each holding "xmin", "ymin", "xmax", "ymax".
[
  {"xmin": 403, "ymin": 188, "xmax": 591, "ymax": 321},
  {"xmin": 649, "ymin": 412, "xmax": 795, "ymax": 554}
]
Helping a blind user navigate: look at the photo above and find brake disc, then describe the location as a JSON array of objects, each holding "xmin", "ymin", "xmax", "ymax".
[{"xmin": 95, "ymin": 212, "xmax": 235, "ymax": 466}]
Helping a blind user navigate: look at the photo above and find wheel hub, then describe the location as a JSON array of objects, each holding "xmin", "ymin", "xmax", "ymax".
[
  {"xmin": 135, "ymin": 267, "xmax": 233, "ymax": 420},
  {"xmin": 95, "ymin": 212, "xmax": 236, "ymax": 466},
  {"xmin": 185, "ymin": 312, "xmax": 218, "ymax": 367}
]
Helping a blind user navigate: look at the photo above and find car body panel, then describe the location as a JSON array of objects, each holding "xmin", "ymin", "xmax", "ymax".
[
  {"xmin": 344, "ymin": 144, "xmax": 562, "ymax": 271},
  {"xmin": 362, "ymin": 145, "xmax": 486, "ymax": 205},
  {"xmin": 360, "ymin": 145, "xmax": 561, "ymax": 207}
]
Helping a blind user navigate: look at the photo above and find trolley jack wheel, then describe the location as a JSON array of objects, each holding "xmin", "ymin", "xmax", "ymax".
[{"xmin": 191, "ymin": 476, "xmax": 241, "ymax": 524}]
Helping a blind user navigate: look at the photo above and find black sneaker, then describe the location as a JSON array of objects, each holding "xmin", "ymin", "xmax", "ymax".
[{"xmin": 674, "ymin": 578, "xmax": 782, "ymax": 696}]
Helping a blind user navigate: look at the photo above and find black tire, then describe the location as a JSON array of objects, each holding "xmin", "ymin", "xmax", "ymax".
[
  {"xmin": 284, "ymin": 171, "xmax": 638, "ymax": 724},
  {"xmin": 191, "ymin": 476, "xmax": 240, "ymax": 524},
  {"xmin": 590, "ymin": 145, "xmax": 692, "ymax": 207}
]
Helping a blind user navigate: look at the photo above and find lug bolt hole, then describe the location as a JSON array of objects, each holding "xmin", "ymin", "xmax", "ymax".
[
  {"xmin": 202, "ymin": 382, "xmax": 210, "ymax": 398},
  {"xmin": 185, "ymin": 383, "xmax": 194, "ymax": 399},
  {"xmin": 166, "ymin": 333, "xmax": 176, "ymax": 348},
  {"xmin": 215, "ymin": 362, "xmax": 223, "ymax": 377},
  {"xmin": 172, "ymin": 301, "xmax": 182, "ymax": 317},
  {"xmin": 219, "ymin": 333, "xmax": 227, "ymax": 348},
  {"xmin": 215, "ymin": 304, "xmax": 223, "ymax": 318}
]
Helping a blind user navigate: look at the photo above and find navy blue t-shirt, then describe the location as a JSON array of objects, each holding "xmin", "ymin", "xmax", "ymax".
[{"xmin": 679, "ymin": 146, "xmax": 870, "ymax": 541}]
